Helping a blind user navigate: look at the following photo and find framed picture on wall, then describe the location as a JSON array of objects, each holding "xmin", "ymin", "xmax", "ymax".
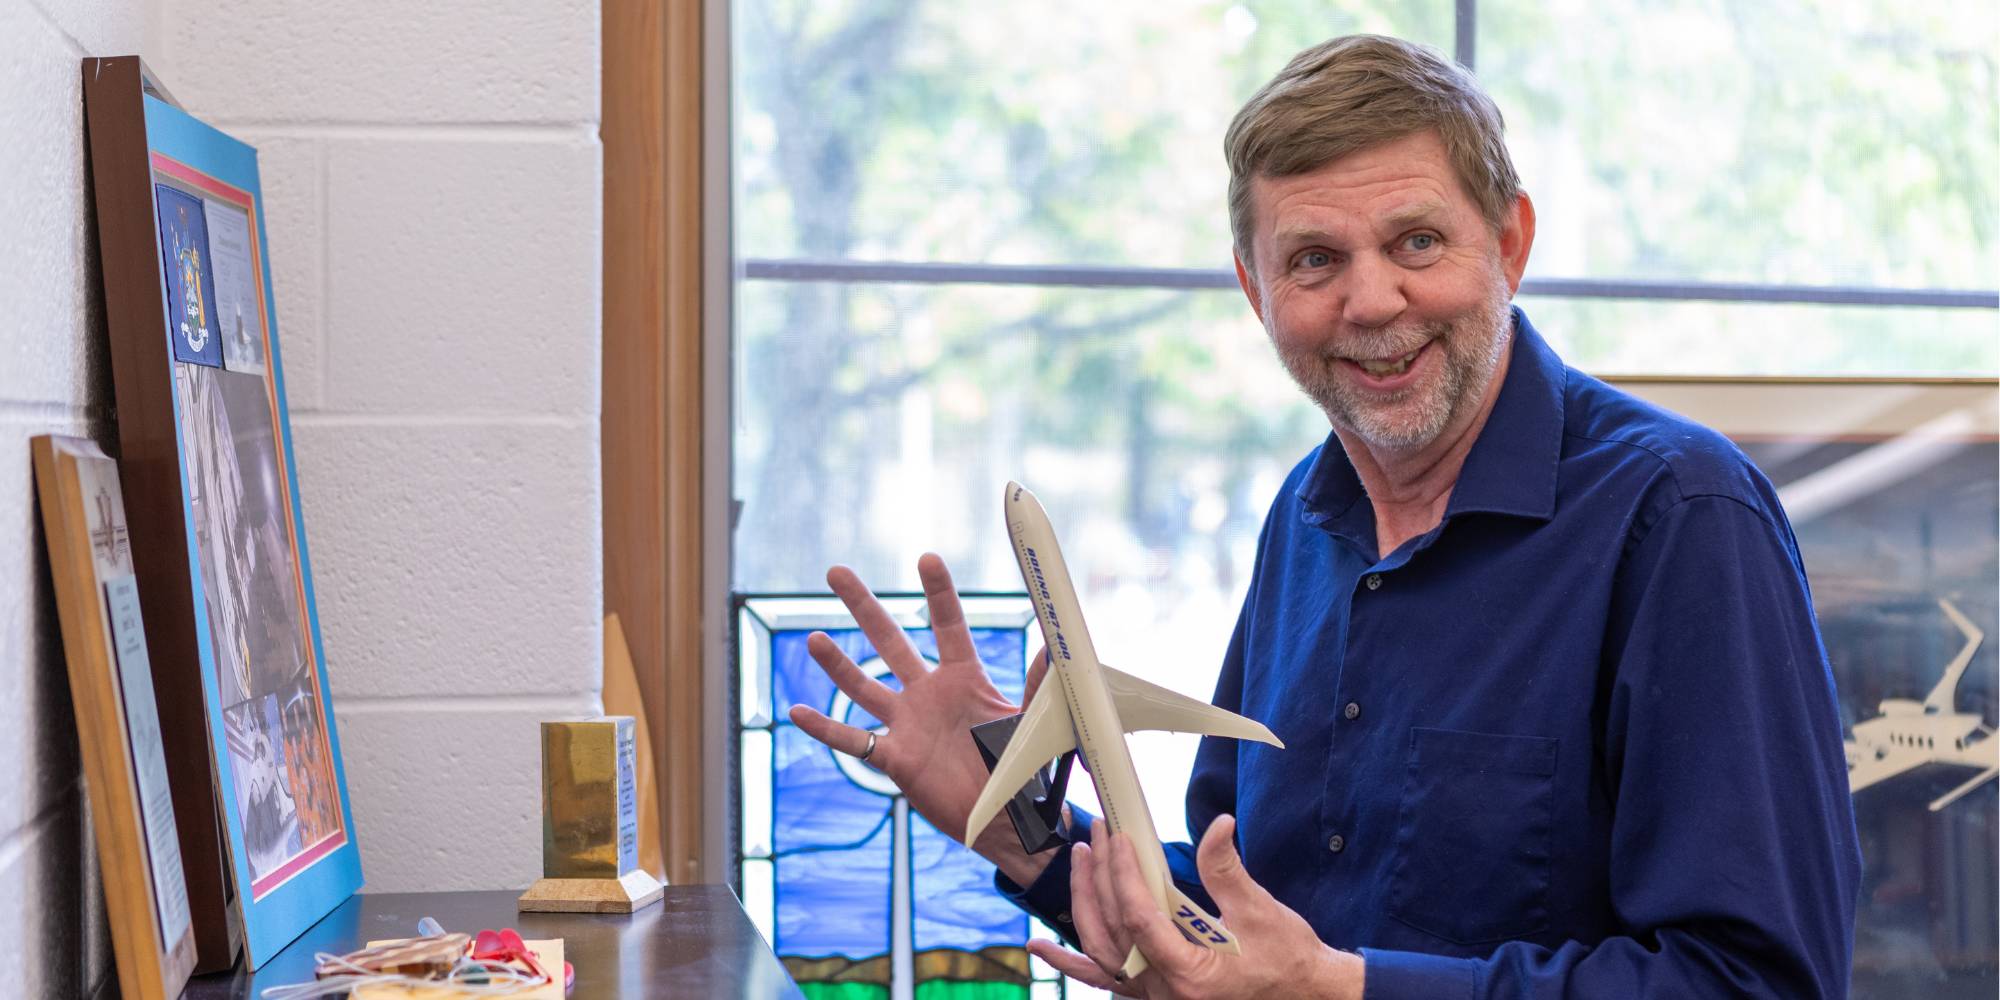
[
  {"xmin": 83, "ymin": 57, "xmax": 362, "ymax": 971},
  {"xmin": 1613, "ymin": 376, "xmax": 1998, "ymax": 996}
]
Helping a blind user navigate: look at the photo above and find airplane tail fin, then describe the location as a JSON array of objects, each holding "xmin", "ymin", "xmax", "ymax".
[
  {"xmin": 1925, "ymin": 598, "xmax": 1984, "ymax": 714},
  {"xmin": 1103, "ymin": 664, "xmax": 1284, "ymax": 748},
  {"xmin": 964, "ymin": 681, "xmax": 1077, "ymax": 843},
  {"xmin": 1166, "ymin": 884, "xmax": 1241, "ymax": 954}
]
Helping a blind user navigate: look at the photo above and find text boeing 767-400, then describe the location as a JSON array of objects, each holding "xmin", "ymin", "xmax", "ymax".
[{"xmin": 967, "ymin": 481, "xmax": 1285, "ymax": 981}]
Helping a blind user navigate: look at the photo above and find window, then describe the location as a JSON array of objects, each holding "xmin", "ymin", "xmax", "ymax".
[{"xmin": 726, "ymin": 2, "xmax": 1998, "ymax": 996}]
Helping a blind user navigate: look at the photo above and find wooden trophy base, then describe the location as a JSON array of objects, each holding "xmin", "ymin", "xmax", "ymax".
[{"xmin": 518, "ymin": 868, "xmax": 665, "ymax": 914}]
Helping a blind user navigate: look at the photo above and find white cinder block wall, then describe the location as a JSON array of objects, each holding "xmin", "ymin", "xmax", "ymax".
[
  {"xmin": 1, "ymin": 3, "xmax": 602, "ymax": 978},
  {"xmin": 3, "ymin": 1, "xmax": 158, "ymax": 994},
  {"xmin": 151, "ymin": 0, "xmax": 606, "ymax": 893}
]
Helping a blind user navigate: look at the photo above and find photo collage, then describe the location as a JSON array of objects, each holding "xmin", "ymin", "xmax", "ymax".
[{"xmin": 154, "ymin": 159, "xmax": 344, "ymax": 899}]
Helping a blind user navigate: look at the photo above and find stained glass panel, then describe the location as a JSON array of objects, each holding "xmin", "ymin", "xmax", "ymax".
[{"xmin": 738, "ymin": 595, "xmax": 1057, "ymax": 1000}]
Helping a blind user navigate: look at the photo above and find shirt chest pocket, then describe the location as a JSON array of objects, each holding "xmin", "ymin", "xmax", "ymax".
[{"xmin": 1387, "ymin": 727, "xmax": 1557, "ymax": 946}]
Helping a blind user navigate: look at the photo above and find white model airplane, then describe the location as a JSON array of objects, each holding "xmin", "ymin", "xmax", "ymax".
[
  {"xmin": 967, "ymin": 482, "xmax": 1284, "ymax": 980},
  {"xmin": 1845, "ymin": 598, "xmax": 1997, "ymax": 811}
]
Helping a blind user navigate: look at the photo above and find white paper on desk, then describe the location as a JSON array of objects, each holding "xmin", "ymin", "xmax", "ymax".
[{"xmin": 104, "ymin": 573, "xmax": 193, "ymax": 949}]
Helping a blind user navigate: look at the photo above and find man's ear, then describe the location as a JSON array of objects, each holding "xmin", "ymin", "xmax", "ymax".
[
  {"xmin": 1498, "ymin": 192, "xmax": 1536, "ymax": 294},
  {"xmin": 1234, "ymin": 251, "xmax": 1266, "ymax": 325}
]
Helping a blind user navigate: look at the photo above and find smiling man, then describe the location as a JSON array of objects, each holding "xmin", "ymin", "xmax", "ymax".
[{"xmin": 788, "ymin": 33, "xmax": 1861, "ymax": 999}]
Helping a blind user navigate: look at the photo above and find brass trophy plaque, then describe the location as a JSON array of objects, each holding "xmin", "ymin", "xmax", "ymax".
[{"xmin": 517, "ymin": 717, "xmax": 665, "ymax": 913}]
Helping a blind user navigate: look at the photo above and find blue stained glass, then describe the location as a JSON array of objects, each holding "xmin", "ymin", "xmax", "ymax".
[
  {"xmin": 775, "ymin": 722, "xmax": 894, "ymax": 958},
  {"xmin": 912, "ymin": 813, "xmax": 1024, "ymax": 952},
  {"xmin": 758, "ymin": 607, "xmax": 1037, "ymax": 988}
]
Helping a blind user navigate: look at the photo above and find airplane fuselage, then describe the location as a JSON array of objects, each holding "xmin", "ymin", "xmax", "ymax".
[{"xmin": 1009, "ymin": 498, "xmax": 1175, "ymax": 914}]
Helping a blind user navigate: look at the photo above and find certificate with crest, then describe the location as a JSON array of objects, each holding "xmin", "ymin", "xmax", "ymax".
[
  {"xmin": 32, "ymin": 436, "xmax": 199, "ymax": 999},
  {"xmin": 84, "ymin": 57, "xmax": 362, "ymax": 970}
]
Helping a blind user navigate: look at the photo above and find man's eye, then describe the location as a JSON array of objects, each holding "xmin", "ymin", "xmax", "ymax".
[
  {"xmin": 1299, "ymin": 251, "xmax": 1332, "ymax": 269},
  {"xmin": 1403, "ymin": 234, "xmax": 1437, "ymax": 252}
]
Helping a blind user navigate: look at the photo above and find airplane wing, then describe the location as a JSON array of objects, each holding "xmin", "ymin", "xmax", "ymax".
[
  {"xmin": 1103, "ymin": 665, "xmax": 1285, "ymax": 748},
  {"xmin": 1846, "ymin": 741, "xmax": 1925, "ymax": 794},
  {"xmin": 1930, "ymin": 730, "xmax": 1999, "ymax": 811},
  {"xmin": 965, "ymin": 680, "xmax": 1078, "ymax": 843},
  {"xmin": 1930, "ymin": 766, "xmax": 1998, "ymax": 812}
]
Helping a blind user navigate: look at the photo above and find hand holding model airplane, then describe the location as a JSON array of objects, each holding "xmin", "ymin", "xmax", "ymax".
[
  {"xmin": 967, "ymin": 482, "xmax": 1287, "ymax": 982},
  {"xmin": 788, "ymin": 484, "xmax": 1351, "ymax": 994}
]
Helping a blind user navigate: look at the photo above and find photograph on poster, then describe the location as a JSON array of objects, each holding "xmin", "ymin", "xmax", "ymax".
[
  {"xmin": 167, "ymin": 289, "xmax": 343, "ymax": 899},
  {"xmin": 225, "ymin": 694, "xmax": 302, "ymax": 881},
  {"xmin": 202, "ymin": 197, "xmax": 268, "ymax": 375},
  {"xmin": 154, "ymin": 184, "xmax": 221, "ymax": 368}
]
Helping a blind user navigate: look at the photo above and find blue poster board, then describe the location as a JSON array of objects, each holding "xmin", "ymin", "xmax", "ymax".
[{"xmin": 140, "ymin": 94, "xmax": 362, "ymax": 968}]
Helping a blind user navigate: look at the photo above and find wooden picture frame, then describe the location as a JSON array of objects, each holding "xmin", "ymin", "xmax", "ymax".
[
  {"xmin": 83, "ymin": 56, "xmax": 363, "ymax": 970},
  {"xmin": 1612, "ymin": 376, "xmax": 1998, "ymax": 992},
  {"xmin": 32, "ymin": 436, "xmax": 199, "ymax": 999}
]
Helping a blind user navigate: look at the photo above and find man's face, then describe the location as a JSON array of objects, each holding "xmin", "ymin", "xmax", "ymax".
[{"xmin": 1237, "ymin": 130, "xmax": 1528, "ymax": 452}]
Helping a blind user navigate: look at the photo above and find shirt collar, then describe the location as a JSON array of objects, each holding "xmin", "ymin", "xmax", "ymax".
[{"xmin": 1296, "ymin": 306, "xmax": 1566, "ymax": 531}]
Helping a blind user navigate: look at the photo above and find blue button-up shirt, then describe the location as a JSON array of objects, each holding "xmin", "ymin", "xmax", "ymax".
[{"xmin": 1000, "ymin": 309, "xmax": 1861, "ymax": 998}]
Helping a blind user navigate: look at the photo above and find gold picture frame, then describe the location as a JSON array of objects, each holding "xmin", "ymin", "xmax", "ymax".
[{"xmin": 32, "ymin": 436, "xmax": 199, "ymax": 998}]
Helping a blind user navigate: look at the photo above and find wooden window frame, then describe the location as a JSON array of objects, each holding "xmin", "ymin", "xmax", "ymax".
[{"xmin": 603, "ymin": 0, "xmax": 733, "ymax": 885}]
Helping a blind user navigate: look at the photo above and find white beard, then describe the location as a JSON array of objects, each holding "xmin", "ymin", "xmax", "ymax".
[{"xmin": 1275, "ymin": 272, "xmax": 1514, "ymax": 451}]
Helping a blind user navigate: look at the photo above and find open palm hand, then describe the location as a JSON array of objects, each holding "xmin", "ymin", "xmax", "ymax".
[{"xmin": 788, "ymin": 553, "xmax": 1055, "ymax": 883}]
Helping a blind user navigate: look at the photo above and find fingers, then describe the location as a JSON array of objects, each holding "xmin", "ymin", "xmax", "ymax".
[
  {"xmin": 918, "ymin": 553, "xmax": 979, "ymax": 666},
  {"xmin": 805, "ymin": 632, "xmax": 896, "ymax": 722},
  {"xmin": 1023, "ymin": 647, "xmax": 1050, "ymax": 708},
  {"xmin": 826, "ymin": 565, "xmax": 930, "ymax": 685},
  {"xmin": 788, "ymin": 705, "xmax": 881, "ymax": 764},
  {"xmin": 1068, "ymin": 841, "xmax": 1128, "ymax": 979},
  {"xmin": 1026, "ymin": 940, "xmax": 1134, "ymax": 996},
  {"xmin": 1090, "ymin": 825, "xmax": 1128, "ymax": 953},
  {"xmin": 1104, "ymin": 831, "xmax": 1198, "ymax": 976},
  {"xmin": 1195, "ymin": 814, "xmax": 1270, "ymax": 914}
]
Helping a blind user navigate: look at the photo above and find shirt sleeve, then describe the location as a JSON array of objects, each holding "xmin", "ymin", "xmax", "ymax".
[
  {"xmin": 1360, "ymin": 494, "xmax": 1862, "ymax": 1000},
  {"xmin": 993, "ymin": 809, "xmax": 1212, "ymax": 948}
]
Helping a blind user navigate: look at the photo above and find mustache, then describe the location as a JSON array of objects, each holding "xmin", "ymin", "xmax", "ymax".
[{"xmin": 1318, "ymin": 320, "xmax": 1452, "ymax": 362}]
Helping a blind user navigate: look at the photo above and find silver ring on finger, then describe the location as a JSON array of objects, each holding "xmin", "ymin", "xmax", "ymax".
[{"xmin": 857, "ymin": 731, "xmax": 878, "ymax": 763}]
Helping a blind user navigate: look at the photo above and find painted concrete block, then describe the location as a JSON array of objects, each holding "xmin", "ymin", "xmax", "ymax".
[
  {"xmin": 290, "ymin": 419, "xmax": 602, "ymax": 700},
  {"xmin": 334, "ymin": 700, "xmax": 599, "ymax": 892},
  {"xmin": 0, "ymin": 800, "xmax": 93, "ymax": 999},
  {"xmin": 29, "ymin": 0, "xmax": 146, "ymax": 55},
  {"xmin": 323, "ymin": 137, "xmax": 601, "ymax": 416},
  {"xmin": 163, "ymin": 0, "xmax": 598, "ymax": 124},
  {"xmin": 0, "ymin": 2, "xmax": 93, "ymax": 408},
  {"xmin": 0, "ymin": 421, "xmax": 89, "ymax": 833}
]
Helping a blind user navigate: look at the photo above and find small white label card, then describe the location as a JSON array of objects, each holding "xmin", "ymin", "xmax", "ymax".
[{"xmin": 103, "ymin": 574, "xmax": 193, "ymax": 948}]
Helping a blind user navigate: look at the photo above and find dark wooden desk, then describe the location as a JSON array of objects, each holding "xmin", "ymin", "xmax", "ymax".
[{"xmin": 181, "ymin": 887, "xmax": 804, "ymax": 999}]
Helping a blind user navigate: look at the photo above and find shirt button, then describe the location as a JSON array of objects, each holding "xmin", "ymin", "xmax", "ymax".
[
  {"xmin": 1057, "ymin": 911, "xmax": 1071, "ymax": 924},
  {"xmin": 1365, "ymin": 574, "xmax": 1383, "ymax": 591},
  {"xmin": 1343, "ymin": 702, "xmax": 1360, "ymax": 720},
  {"xmin": 1328, "ymin": 834, "xmax": 1346, "ymax": 853}
]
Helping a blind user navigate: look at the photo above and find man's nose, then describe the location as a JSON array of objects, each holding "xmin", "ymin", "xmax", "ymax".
[{"xmin": 1341, "ymin": 254, "xmax": 1407, "ymax": 329}]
